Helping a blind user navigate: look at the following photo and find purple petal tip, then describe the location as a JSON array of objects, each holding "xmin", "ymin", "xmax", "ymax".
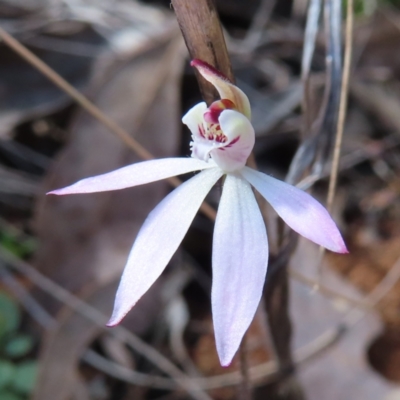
[
  {"xmin": 339, "ymin": 245, "xmax": 349, "ymax": 254},
  {"xmin": 107, "ymin": 307, "xmax": 130, "ymax": 327},
  {"xmin": 220, "ymin": 360, "xmax": 232, "ymax": 368},
  {"xmin": 106, "ymin": 316, "xmax": 121, "ymax": 327},
  {"xmin": 190, "ymin": 59, "xmax": 231, "ymax": 82},
  {"xmin": 47, "ymin": 187, "xmax": 72, "ymax": 195},
  {"xmin": 332, "ymin": 237, "xmax": 349, "ymax": 254}
]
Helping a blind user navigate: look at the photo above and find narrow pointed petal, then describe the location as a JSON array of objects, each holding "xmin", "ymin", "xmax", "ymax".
[
  {"xmin": 212, "ymin": 174, "xmax": 268, "ymax": 366},
  {"xmin": 47, "ymin": 158, "xmax": 213, "ymax": 195},
  {"xmin": 210, "ymin": 110, "xmax": 255, "ymax": 172},
  {"xmin": 241, "ymin": 167, "xmax": 348, "ymax": 253},
  {"xmin": 182, "ymin": 102, "xmax": 207, "ymax": 138},
  {"xmin": 191, "ymin": 60, "xmax": 251, "ymax": 119},
  {"xmin": 108, "ymin": 167, "xmax": 223, "ymax": 326}
]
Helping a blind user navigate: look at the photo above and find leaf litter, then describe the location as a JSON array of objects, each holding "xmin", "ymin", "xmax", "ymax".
[{"xmin": 2, "ymin": 1, "xmax": 400, "ymax": 399}]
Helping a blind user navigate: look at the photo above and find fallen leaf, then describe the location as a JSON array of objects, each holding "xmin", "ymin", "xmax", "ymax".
[{"xmin": 32, "ymin": 34, "xmax": 185, "ymax": 399}]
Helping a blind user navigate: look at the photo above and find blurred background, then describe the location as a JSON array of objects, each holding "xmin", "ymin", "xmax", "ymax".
[{"xmin": 1, "ymin": 0, "xmax": 400, "ymax": 399}]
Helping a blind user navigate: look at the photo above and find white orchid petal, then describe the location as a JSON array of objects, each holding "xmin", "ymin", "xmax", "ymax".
[
  {"xmin": 212, "ymin": 174, "xmax": 268, "ymax": 366},
  {"xmin": 48, "ymin": 158, "xmax": 213, "ymax": 195},
  {"xmin": 108, "ymin": 167, "xmax": 223, "ymax": 326},
  {"xmin": 210, "ymin": 110, "xmax": 255, "ymax": 172},
  {"xmin": 190, "ymin": 137, "xmax": 214, "ymax": 162},
  {"xmin": 191, "ymin": 60, "xmax": 251, "ymax": 119},
  {"xmin": 182, "ymin": 102, "xmax": 207, "ymax": 138},
  {"xmin": 241, "ymin": 167, "xmax": 348, "ymax": 253}
]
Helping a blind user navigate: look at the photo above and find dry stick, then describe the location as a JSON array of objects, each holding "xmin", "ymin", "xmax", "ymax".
[
  {"xmin": 0, "ymin": 263, "xmax": 57, "ymax": 329},
  {"xmin": 264, "ymin": 1, "xmax": 344, "ymax": 395},
  {"xmin": 6, "ymin": 2, "xmax": 248, "ymax": 395},
  {"xmin": 170, "ymin": 1, "xmax": 252, "ymax": 398},
  {"xmin": 262, "ymin": 254, "xmax": 400, "ymax": 387},
  {"xmin": 4, "ymin": 243, "xmax": 400, "ymax": 391},
  {"xmin": 241, "ymin": 0, "xmax": 276, "ymax": 54},
  {"xmin": 290, "ymin": 269, "xmax": 371, "ymax": 311},
  {"xmin": 0, "ymin": 264, "xmax": 166, "ymax": 390},
  {"xmin": 316, "ymin": 0, "xmax": 353, "ymax": 285},
  {"xmin": 171, "ymin": 0, "xmax": 234, "ymax": 101},
  {"xmin": 297, "ymin": 254, "xmax": 400, "ymax": 379},
  {"xmin": 0, "ymin": 26, "xmax": 153, "ymax": 160},
  {"xmin": 0, "ymin": 17, "xmax": 247, "ymax": 394},
  {"xmin": 0, "ymin": 256, "xmax": 200, "ymax": 391},
  {"xmin": 239, "ymin": 335, "xmax": 251, "ymax": 400},
  {"xmin": 301, "ymin": 0, "xmax": 322, "ymax": 136},
  {"xmin": 326, "ymin": 0, "xmax": 353, "ymax": 212},
  {"xmin": 0, "ymin": 19, "xmax": 363, "ymax": 372},
  {"xmin": 263, "ymin": 259, "xmax": 300, "ymax": 398},
  {"xmin": 0, "ymin": 263, "xmax": 181, "ymax": 391},
  {"xmin": 0, "ymin": 5, "xmax": 359, "ymax": 312},
  {"xmin": 0, "ymin": 11, "xmax": 380, "ymax": 400},
  {"xmin": 0, "ymin": 26, "xmax": 217, "ymax": 221},
  {"xmin": 0, "ymin": 25, "xmax": 211, "ymax": 400},
  {"xmin": 341, "ymin": 255, "xmax": 400, "ymax": 328},
  {"xmin": 0, "ymin": 247, "xmax": 331, "ymax": 390},
  {"xmin": 0, "ymin": 247, "xmax": 212, "ymax": 400},
  {"xmin": 0, "ymin": 11, "xmax": 352, "ymax": 395}
]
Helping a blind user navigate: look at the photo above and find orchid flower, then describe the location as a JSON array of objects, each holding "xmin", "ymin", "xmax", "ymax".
[{"xmin": 48, "ymin": 59, "xmax": 347, "ymax": 367}]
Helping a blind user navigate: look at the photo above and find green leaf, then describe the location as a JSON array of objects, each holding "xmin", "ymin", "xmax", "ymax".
[
  {"xmin": 0, "ymin": 293, "xmax": 20, "ymax": 340},
  {"xmin": 0, "ymin": 230, "xmax": 37, "ymax": 259},
  {"xmin": 0, "ymin": 391, "xmax": 23, "ymax": 400},
  {"xmin": 381, "ymin": 0, "xmax": 400, "ymax": 6},
  {"xmin": 11, "ymin": 361, "xmax": 37, "ymax": 395},
  {"xmin": 4, "ymin": 335, "xmax": 34, "ymax": 358},
  {"xmin": 0, "ymin": 359, "xmax": 16, "ymax": 389}
]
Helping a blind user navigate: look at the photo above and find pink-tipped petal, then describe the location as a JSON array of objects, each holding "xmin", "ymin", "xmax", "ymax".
[
  {"xmin": 182, "ymin": 102, "xmax": 207, "ymax": 139},
  {"xmin": 210, "ymin": 110, "xmax": 255, "ymax": 172},
  {"xmin": 212, "ymin": 174, "xmax": 268, "ymax": 366},
  {"xmin": 47, "ymin": 158, "xmax": 213, "ymax": 195},
  {"xmin": 191, "ymin": 59, "xmax": 251, "ymax": 119},
  {"xmin": 241, "ymin": 167, "xmax": 348, "ymax": 253},
  {"xmin": 107, "ymin": 167, "xmax": 223, "ymax": 326}
]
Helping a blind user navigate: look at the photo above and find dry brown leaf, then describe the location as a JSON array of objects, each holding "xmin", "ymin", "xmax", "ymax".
[
  {"xmin": 34, "ymin": 39, "xmax": 184, "ymax": 307},
  {"xmin": 32, "ymin": 36, "xmax": 186, "ymax": 399},
  {"xmin": 192, "ymin": 313, "xmax": 272, "ymax": 400},
  {"xmin": 351, "ymin": 81, "xmax": 400, "ymax": 134},
  {"xmin": 331, "ymin": 235, "xmax": 400, "ymax": 328},
  {"xmin": 291, "ymin": 240, "xmax": 399, "ymax": 400},
  {"xmin": 33, "ymin": 279, "xmax": 166, "ymax": 400}
]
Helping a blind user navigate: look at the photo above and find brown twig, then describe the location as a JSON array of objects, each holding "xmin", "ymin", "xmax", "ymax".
[
  {"xmin": 326, "ymin": 0, "xmax": 353, "ymax": 213},
  {"xmin": 0, "ymin": 263, "xmax": 57, "ymax": 330},
  {"xmin": 290, "ymin": 269, "xmax": 371, "ymax": 310},
  {"xmin": 170, "ymin": 1, "xmax": 256, "ymax": 396},
  {"xmin": 343, "ymin": 254, "xmax": 400, "ymax": 326},
  {"xmin": 0, "ymin": 26, "xmax": 154, "ymax": 161},
  {"xmin": 239, "ymin": 334, "xmax": 252, "ymax": 400},
  {"xmin": 5, "ymin": 242, "xmax": 400, "ymax": 391},
  {"xmin": 0, "ymin": 246, "xmax": 212, "ymax": 400},
  {"xmin": 0, "ymin": 25, "xmax": 217, "ymax": 221},
  {"xmin": 264, "ymin": 260, "xmax": 299, "ymax": 397},
  {"xmin": 171, "ymin": 0, "xmax": 234, "ymax": 103},
  {"xmin": 0, "ymin": 5, "xmax": 357, "ymax": 397},
  {"xmin": 241, "ymin": 0, "xmax": 276, "ymax": 54},
  {"xmin": 314, "ymin": 0, "xmax": 353, "ymax": 286}
]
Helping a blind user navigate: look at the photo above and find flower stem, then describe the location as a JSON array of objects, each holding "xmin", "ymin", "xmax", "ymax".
[
  {"xmin": 170, "ymin": 0, "xmax": 233, "ymax": 104},
  {"xmin": 239, "ymin": 334, "xmax": 252, "ymax": 400},
  {"xmin": 264, "ymin": 259, "xmax": 306, "ymax": 399},
  {"xmin": 171, "ymin": 1, "xmax": 256, "ymax": 395}
]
